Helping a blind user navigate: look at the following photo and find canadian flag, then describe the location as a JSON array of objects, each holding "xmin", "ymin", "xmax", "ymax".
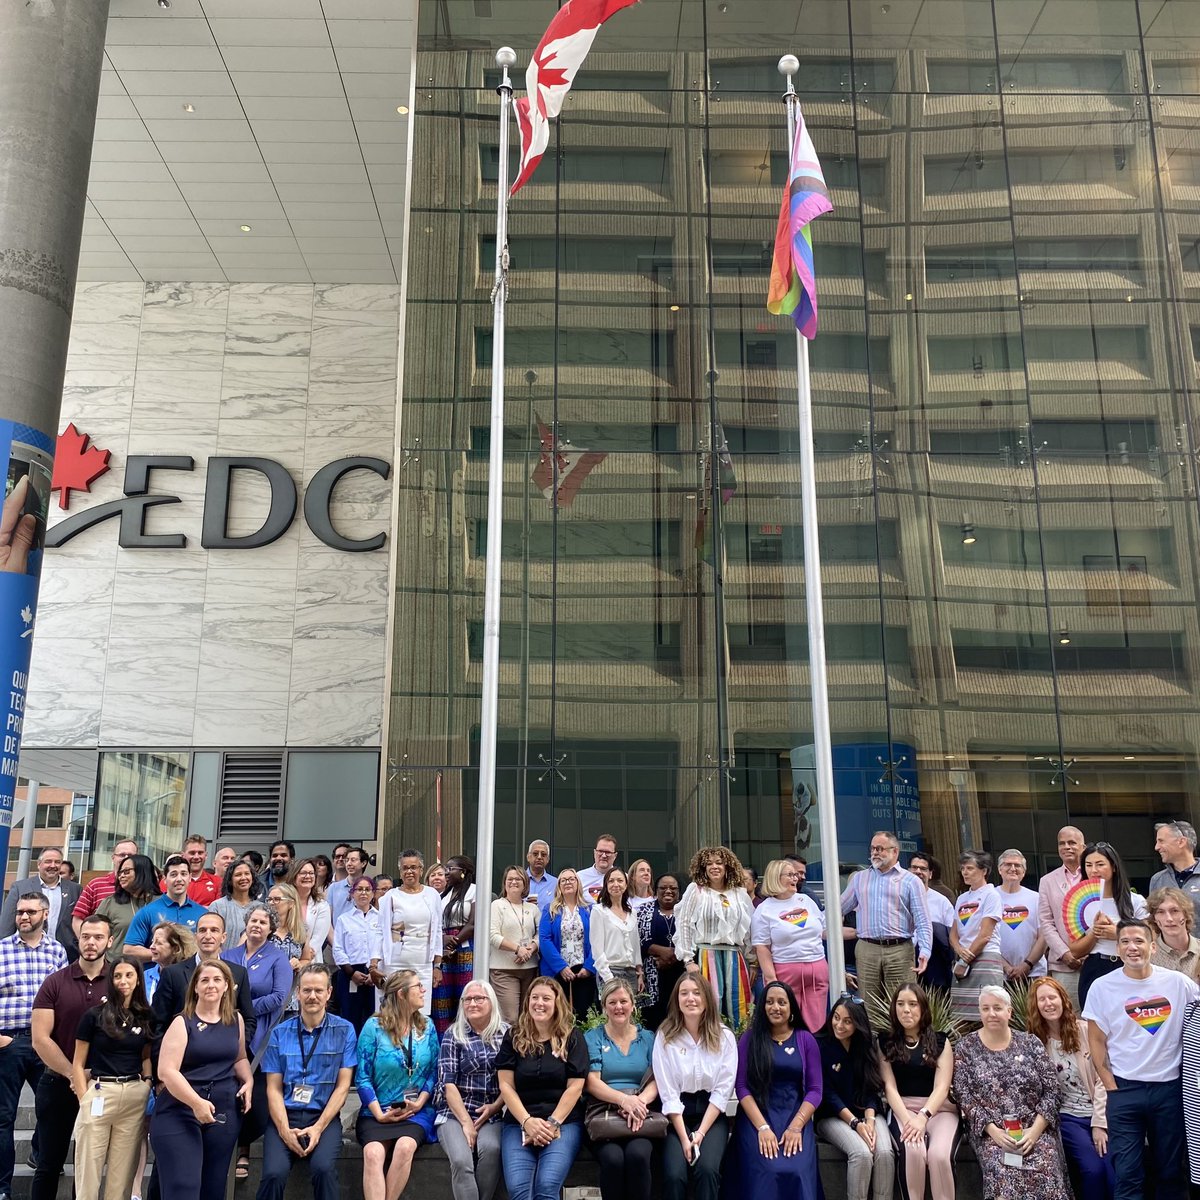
[
  {"xmin": 510, "ymin": 0, "xmax": 640, "ymax": 196},
  {"xmin": 530, "ymin": 419, "xmax": 607, "ymax": 508}
]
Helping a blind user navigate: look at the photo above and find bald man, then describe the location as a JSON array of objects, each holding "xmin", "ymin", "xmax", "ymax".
[{"xmin": 1037, "ymin": 825, "xmax": 1087, "ymax": 1007}]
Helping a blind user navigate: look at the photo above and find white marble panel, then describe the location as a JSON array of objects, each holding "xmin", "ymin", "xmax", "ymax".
[
  {"xmin": 307, "ymin": 358, "xmax": 396, "ymax": 388},
  {"xmin": 31, "ymin": 601, "xmax": 112, "ymax": 642},
  {"xmin": 227, "ymin": 284, "xmax": 313, "ymax": 327},
  {"xmin": 100, "ymin": 695, "xmax": 197, "ymax": 744},
  {"xmin": 43, "ymin": 521, "xmax": 121, "ymax": 569},
  {"xmin": 200, "ymin": 604, "xmax": 295, "ymax": 643},
  {"xmin": 307, "ymin": 379, "xmax": 398, "ymax": 408},
  {"xmin": 26, "ymin": 636, "xmax": 109, "ymax": 703},
  {"xmin": 313, "ymin": 283, "xmax": 398, "ymax": 312},
  {"xmin": 204, "ymin": 532, "xmax": 300, "ymax": 572},
  {"xmin": 38, "ymin": 567, "xmax": 118, "ymax": 608},
  {"xmin": 296, "ymin": 540, "xmax": 392, "ymax": 573},
  {"xmin": 310, "ymin": 322, "xmax": 398, "ymax": 361},
  {"xmin": 219, "ymin": 382, "xmax": 308, "ymax": 423},
  {"xmin": 142, "ymin": 282, "xmax": 230, "ymax": 327},
  {"xmin": 136, "ymin": 329, "xmax": 227, "ymax": 364},
  {"xmin": 73, "ymin": 282, "xmax": 145, "ymax": 325},
  {"xmin": 126, "ymin": 415, "xmax": 220, "ymax": 445},
  {"xmin": 60, "ymin": 380, "xmax": 135, "ymax": 420},
  {"xmin": 111, "ymin": 567, "xmax": 208, "ymax": 606},
  {"xmin": 193, "ymin": 692, "xmax": 290, "ymax": 746},
  {"xmin": 286, "ymin": 690, "xmax": 383, "ymax": 747},
  {"xmin": 303, "ymin": 406, "xmax": 393, "ymax": 442},
  {"xmin": 103, "ymin": 636, "xmax": 201, "ymax": 699},
  {"xmin": 293, "ymin": 568, "xmax": 389, "ymax": 639},
  {"xmin": 199, "ymin": 636, "xmax": 292, "ymax": 693},
  {"xmin": 224, "ymin": 327, "xmax": 312, "ymax": 357},
  {"xmin": 67, "ymin": 321, "xmax": 141, "ymax": 360},
  {"xmin": 22, "ymin": 697, "xmax": 102, "ymax": 748},
  {"xmin": 133, "ymin": 369, "xmax": 224, "ymax": 409},
  {"xmin": 290, "ymin": 635, "xmax": 385, "ymax": 693},
  {"xmin": 303, "ymin": 435, "xmax": 393, "ymax": 469},
  {"xmin": 216, "ymin": 426, "xmax": 306, "ymax": 459}
]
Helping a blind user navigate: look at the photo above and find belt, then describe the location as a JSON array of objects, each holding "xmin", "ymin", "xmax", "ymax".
[
  {"xmin": 861, "ymin": 936, "xmax": 910, "ymax": 947},
  {"xmin": 1094, "ymin": 954, "xmax": 1121, "ymax": 963},
  {"xmin": 0, "ymin": 1026, "xmax": 29, "ymax": 1036},
  {"xmin": 94, "ymin": 1074, "xmax": 144, "ymax": 1084}
]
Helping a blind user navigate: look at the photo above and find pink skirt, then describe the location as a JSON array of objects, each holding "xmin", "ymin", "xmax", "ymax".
[{"xmin": 774, "ymin": 959, "xmax": 830, "ymax": 1034}]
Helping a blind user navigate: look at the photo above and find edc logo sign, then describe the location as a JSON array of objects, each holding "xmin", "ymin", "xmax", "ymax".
[{"xmin": 48, "ymin": 425, "xmax": 389, "ymax": 553}]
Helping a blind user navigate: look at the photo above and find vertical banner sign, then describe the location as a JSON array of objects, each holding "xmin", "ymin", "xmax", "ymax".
[{"xmin": 0, "ymin": 421, "xmax": 53, "ymax": 867}]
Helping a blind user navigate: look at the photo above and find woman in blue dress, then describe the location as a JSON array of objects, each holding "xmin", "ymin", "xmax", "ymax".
[
  {"xmin": 730, "ymin": 980, "xmax": 823, "ymax": 1200},
  {"xmin": 355, "ymin": 969, "xmax": 440, "ymax": 1200}
]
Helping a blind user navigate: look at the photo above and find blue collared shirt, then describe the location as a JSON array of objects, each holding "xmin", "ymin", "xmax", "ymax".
[
  {"xmin": 263, "ymin": 1011, "xmax": 357, "ymax": 1118},
  {"xmin": 525, "ymin": 870, "xmax": 558, "ymax": 912},
  {"xmin": 327, "ymin": 878, "xmax": 358, "ymax": 924},
  {"xmin": 125, "ymin": 894, "xmax": 208, "ymax": 948}
]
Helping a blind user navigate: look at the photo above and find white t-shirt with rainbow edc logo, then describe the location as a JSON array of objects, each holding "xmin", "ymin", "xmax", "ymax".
[
  {"xmin": 1082, "ymin": 964, "xmax": 1200, "ymax": 1081},
  {"xmin": 751, "ymin": 894, "xmax": 826, "ymax": 963}
]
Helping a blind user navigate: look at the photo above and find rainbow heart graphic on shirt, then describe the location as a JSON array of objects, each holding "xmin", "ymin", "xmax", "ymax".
[
  {"xmin": 1125, "ymin": 997, "xmax": 1172, "ymax": 1035},
  {"xmin": 1002, "ymin": 906, "xmax": 1029, "ymax": 929},
  {"xmin": 957, "ymin": 902, "xmax": 979, "ymax": 926},
  {"xmin": 780, "ymin": 907, "xmax": 809, "ymax": 928}
]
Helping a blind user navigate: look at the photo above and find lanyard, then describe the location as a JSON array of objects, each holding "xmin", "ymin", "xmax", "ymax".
[
  {"xmin": 400, "ymin": 1029, "xmax": 415, "ymax": 1074},
  {"xmin": 298, "ymin": 1021, "xmax": 325, "ymax": 1075}
]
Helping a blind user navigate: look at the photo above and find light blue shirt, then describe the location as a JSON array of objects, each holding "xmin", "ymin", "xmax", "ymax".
[
  {"xmin": 525, "ymin": 870, "xmax": 558, "ymax": 912},
  {"xmin": 125, "ymin": 894, "xmax": 207, "ymax": 948}
]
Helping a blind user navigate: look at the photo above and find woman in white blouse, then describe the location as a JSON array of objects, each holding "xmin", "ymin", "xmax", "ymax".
[
  {"xmin": 372, "ymin": 848, "xmax": 443, "ymax": 1016},
  {"xmin": 652, "ymin": 975, "xmax": 738, "ymax": 1200},
  {"xmin": 285, "ymin": 858, "xmax": 331, "ymax": 957},
  {"xmin": 489, "ymin": 865, "xmax": 540, "ymax": 1023},
  {"xmin": 590, "ymin": 867, "xmax": 644, "ymax": 994},
  {"xmin": 674, "ymin": 846, "xmax": 754, "ymax": 1029}
]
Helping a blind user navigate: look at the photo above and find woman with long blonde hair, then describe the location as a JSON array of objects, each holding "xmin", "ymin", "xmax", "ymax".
[
  {"xmin": 653, "ymin": 974, "xmax": 738, "ymax": 1200},
  {"xmin": 538, "ymin": 868, "xmax": 596, "ymax": 1020},
  {"xmin": 673, "ymin": 846, "xmax": 754, "ymax": 1028},
  {"xmin": 496, "ymin": 977, "xmax": 588, "ymax": 1200},
  {"xmin": 356, "ymin": 969, "xmax": 440, "ymax": 1200}
]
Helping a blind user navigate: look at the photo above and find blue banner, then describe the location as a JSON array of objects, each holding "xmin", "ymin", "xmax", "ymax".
[
  {"xmin": 790, "ymin": 741, "xmax": 923, "ymax": 882},
  {"xmin": 0, "ymin": 421, "xmax": 54, "ymax": 870}
]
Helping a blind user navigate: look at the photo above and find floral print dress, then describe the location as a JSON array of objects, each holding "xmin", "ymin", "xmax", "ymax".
[{"xmin": 953, "ymin": 1030, "xmax": 1071, "ymax": 1200}]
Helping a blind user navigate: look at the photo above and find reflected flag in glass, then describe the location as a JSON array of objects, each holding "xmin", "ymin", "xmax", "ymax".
[
  {"xmin": 695, "ymin": 426, "xmax": 737, "ymax": 565},
  {"xmin": 531, "ymin": 418, "xmax": 608, "ymax": 509},
  {"xmin": 766, "ymin": 104, "xmax": 833, "ymax": 340}
]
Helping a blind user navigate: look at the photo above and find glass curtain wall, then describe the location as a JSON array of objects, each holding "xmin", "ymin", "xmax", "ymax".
[{"xmin": 390, "ymin": 0, "xmax": 1200, "ymax": 890}]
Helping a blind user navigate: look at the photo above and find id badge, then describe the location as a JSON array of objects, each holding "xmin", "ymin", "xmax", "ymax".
[
  {"xmin": 290, "ymin": 1085, "xmax": 314, "ymax": 1105},
  {"xmin": 90, "ymin": 1095, "xmax": 105, "ymax": 1117}
]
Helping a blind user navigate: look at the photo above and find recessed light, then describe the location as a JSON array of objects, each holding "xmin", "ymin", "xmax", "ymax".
[
  {"xmin": 1123, "ymin": 755, "xmax": 1135, "ymax": 760},
  {"xmin": 904, "ymin": 292, "xmax": 913, "ymax": 301},
  {"xmin": 182, "ymin": 103, "xmax": 195, "ymax": 113},
  {"xmin": 239, "ymin": 224, "xmax": 252, "ymax": 232},
  {"xmin": 669, "ymin": 304, "xmax": 680, "ymax": 312},
  {"xmin": 396, "ymin": 105, "xmax": 409, "ymax": 114},
  {"xmin": 157, "ymin": 0, "xmax": 170, "ymax": 7}
]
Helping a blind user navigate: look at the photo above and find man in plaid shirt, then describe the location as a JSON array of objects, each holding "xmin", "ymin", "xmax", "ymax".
[{"xmin": 0, "ymin": 892, "xmax": 67, "ymax": 1200}]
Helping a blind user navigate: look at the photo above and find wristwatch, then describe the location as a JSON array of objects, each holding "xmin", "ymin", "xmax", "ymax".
[
  {"xmin": 547, "ymin": 1117, "xmax": 562, "ymax": 1132},
  {"xmin": 919, "ymin": 1107, "xmax": 933, "ymax": 1119},
  {"xmin": 850, "ymin": 1117, "xmax": 861, "ymax": 1131},
  {"xmin": 758, "ymin": 1123, "xmax": 770, "ymax": 1132}
]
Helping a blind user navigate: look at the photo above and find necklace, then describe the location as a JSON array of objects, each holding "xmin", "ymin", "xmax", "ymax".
[{"xmin": 904, "ymin": 1037, "xmax": 920, "ymax": 1049}]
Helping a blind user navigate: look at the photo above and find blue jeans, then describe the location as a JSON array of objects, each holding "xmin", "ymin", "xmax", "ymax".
[
  {"xmin": 500, "ymin": 1120, "xmax": 583, "ymax": 1200},
  {"xmin": 0, "ymin": 1030, "xmax": 43, "ymax": 1192},
  {"xmin": 257, "ymin": 1116, "xmax": 343, "ymax": 1200},
  {"xmin": 1107, "ymin": 1076, "xmax": 1185, "ymax": 1200},
  {"xmin": 1059, "ymin": 1111, "xmax": 1115, "ymax": 1200}
]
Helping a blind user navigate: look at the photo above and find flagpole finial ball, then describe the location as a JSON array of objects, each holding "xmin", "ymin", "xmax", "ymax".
[
  {"xmin": 778, "ymin": 55, "xmax": 800, "ymax": 77},
  {"xmin": 496, "ymin": 47, "xmax": 518, "ymax": 69}
]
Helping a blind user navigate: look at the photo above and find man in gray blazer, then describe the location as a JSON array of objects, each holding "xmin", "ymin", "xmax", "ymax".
[{"xmin": 0, "ymin": 847, "xmax": 81, "ymax": 958}]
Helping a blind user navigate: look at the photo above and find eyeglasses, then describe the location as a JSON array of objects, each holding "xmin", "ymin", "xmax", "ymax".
[
  {"xmin": 267, "ymin": 895, "xmax": 283, "ymax": 904},
  {"xmin": 463, "ymin": 995, "xmax": 489, "ymax": 1004},
  {"xmin": 836, "ymin": 992, "xmax": 865, "ymax": 1005},
  {"xmin": 595, "ymin": 848, "xmax": 615, "ymax": 857}
]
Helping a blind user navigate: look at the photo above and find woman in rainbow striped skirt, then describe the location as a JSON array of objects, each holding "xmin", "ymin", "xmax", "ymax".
[{"xmin": 673, "ymin": 846, "xmax": 754, "ymax": 1028}]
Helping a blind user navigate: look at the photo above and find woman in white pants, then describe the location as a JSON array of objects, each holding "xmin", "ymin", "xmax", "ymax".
[{"xmin": 373, "ymin": 847, "xmax": 443, "ymax": 1015}]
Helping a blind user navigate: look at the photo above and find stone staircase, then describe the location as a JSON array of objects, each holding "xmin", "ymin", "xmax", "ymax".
[{"xmin": 11, "ymin": 1085, "xmax": 985, "ymax": 1200}]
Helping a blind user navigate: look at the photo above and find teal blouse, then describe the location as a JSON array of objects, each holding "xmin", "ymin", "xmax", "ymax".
[
  {"xmin": 355, "ymin": 1016, "xmax": 439, "ymax": 1135},
  {"xmin": 584, "ymin": 1024, "xmax": 655, "ymax": 1092}
]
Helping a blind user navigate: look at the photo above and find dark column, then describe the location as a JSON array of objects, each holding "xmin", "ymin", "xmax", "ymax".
[{"xmin": 0, "ymin": 0, "xmax": 111, "ymax": 863}]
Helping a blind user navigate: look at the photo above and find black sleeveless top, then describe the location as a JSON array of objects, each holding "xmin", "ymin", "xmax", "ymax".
[{"xmin": 178, "ymin": 1014, "xmax": 240, "ymax": 1087}]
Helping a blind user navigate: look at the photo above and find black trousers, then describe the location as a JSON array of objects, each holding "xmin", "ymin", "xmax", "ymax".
[
  {"xmin": 595, "ymin": 1136, "xmax": 654, "ymax": 1200},
  {"xmin": 661, "ymin": 1092, "xmax": 727, "ymax": 1200},
  {"xmin": 30, "ymin": 1072, "xmax": 78, "ymax": 1200}
]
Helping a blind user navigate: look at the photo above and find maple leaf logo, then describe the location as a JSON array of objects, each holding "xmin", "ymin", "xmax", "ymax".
[{"xmin": 52, "ymin": 423, "xmax": 111, "ymax": 510}]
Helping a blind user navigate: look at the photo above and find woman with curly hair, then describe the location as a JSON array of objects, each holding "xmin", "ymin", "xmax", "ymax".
[{"xmin": 673, "ymin": 845, "xmax": 754, "ymax": 1028}]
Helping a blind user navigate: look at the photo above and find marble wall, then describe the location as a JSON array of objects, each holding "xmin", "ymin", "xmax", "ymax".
[{"xmin": 24, "ymin": 281, "xmax": 398, "ymax": 750}]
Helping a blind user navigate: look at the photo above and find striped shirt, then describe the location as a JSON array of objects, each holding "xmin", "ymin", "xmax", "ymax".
[
  {"xmin": 841, "ymin": 864, "xmax": 931, "ymax": 958},
  {"xmin": 73, "ymin": 872, "xmax": 118, "ymax": 921},
  {"xmin": 0, "ymin": 931, "xmax": 68, "ymax": 1030}
]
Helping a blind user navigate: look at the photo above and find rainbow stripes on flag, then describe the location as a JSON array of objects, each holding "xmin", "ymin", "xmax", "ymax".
[{"xmin": 766, "ymin": 105, "xmax": 832, "ymax": 340}]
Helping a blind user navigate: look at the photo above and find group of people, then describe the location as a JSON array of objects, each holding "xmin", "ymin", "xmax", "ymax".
[{"xmin": 3, "ymin": 822, "xmax": 1200, "ymax": 1200}]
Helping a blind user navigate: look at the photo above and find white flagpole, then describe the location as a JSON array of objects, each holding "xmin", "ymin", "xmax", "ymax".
[
  {"xmin": 779, "ymin": 54, "xmax": 845, "ymax": 994},
  {"xmin": 473, "ymin": 45, "xmax": 517, "ymax": 981}
]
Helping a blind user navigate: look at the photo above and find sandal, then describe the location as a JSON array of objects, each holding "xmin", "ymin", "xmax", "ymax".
[{"xmin": 235, "ymin": 1157, "xmax": 250, "ymax": 1180}]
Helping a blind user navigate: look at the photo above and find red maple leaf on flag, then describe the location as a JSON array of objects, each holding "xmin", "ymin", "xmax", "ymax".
[{"xmin": 52, "ymin": 423, "xmax": 111, "ymax": 510}]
